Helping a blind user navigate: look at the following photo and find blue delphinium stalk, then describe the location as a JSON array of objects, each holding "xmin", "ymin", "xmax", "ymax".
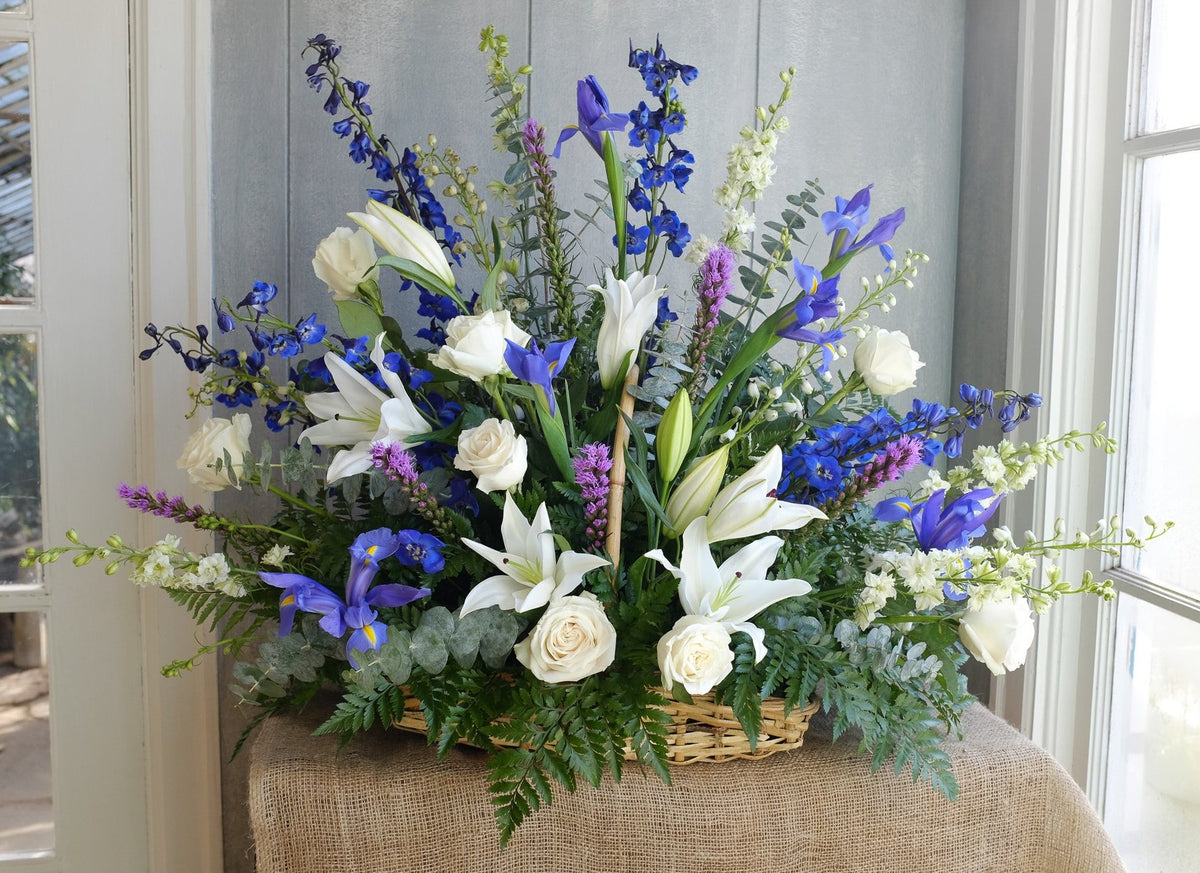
[
  {"xmin": 259, "ymin": 528, "xmax": 434, "ymax": 667},
  {"xmin": 303, "ymin": 34, "xmax": 463, "ymax": 267},
  {"xmin": 624, "ymin": 39, "xmax": 697, "ymax": 268}
]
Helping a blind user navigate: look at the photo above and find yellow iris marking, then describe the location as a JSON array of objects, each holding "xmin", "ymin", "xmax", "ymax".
[
  {"xmin": 362, "ymin": 625, "xmax": 377, "ymax": 646},
  {"xmin": 281, "ymin": 594, "xmax": 295, "ymax": 607}
]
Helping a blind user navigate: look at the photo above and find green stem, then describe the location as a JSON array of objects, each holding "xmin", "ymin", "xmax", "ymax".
[
  {"xmin": 268, "ymin": 485, "xmax": 331, "ymax": 518},
  {"xmin": 602, "ymin": 133, "xmax": 627, "ymax": 280}
]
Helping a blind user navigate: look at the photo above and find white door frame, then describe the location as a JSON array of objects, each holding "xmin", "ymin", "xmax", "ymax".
[{"xmin": 130, "ymin": 1, "xmax": 223, "ymax": 871}]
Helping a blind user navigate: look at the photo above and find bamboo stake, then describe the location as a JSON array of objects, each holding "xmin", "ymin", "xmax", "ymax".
[{"xmin": 605, "ymin": 364, "xmax": 639, "ymax": 573}]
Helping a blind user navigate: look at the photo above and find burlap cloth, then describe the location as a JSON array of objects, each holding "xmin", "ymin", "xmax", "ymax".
[{"xmin": 248, "ymin": 702, "xmax": 1125, "ymax": 873}]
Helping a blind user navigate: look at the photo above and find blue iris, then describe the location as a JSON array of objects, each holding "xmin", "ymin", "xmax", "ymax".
[{"xmin": 259, "ymin": 529, "xmax": 433, "ymax": 668}]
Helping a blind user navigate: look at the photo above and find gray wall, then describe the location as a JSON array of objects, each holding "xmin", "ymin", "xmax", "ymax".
[{"xmin": 212, "ymin": 3, "xmax": 972, "ymax": 869}]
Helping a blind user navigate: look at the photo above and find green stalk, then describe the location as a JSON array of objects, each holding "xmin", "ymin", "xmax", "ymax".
[{"xmin": 602, "ymin": 133, "xmax": 627, "ymax": 280}]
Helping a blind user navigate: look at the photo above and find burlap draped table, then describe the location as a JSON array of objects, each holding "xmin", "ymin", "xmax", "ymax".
[{"xmin": 248, "ymin": 702, "xmax": 1125, "ymax": 873}]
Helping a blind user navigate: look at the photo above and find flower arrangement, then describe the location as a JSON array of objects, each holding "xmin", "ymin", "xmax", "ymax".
[{"xmin": 28, "ymin": 28, "xmax": 1169, "ymax": 842}]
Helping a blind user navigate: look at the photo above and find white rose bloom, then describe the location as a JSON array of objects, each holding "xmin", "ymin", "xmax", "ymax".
[
  {"xmin": 959, "ymin": 596, "xmax": 1036, "ymax": 676},
  {"xmin": 312, "ymin": 226, "xmax": 379, "ymax": 301},
  {"xmin": 455, "ymin": 418, "xmax": 528, "ymax": 493},
  {"xmin": 853, "ymin": 328, "xmax": 925, "ymax": 396},
  {"xmin": 176, "ymin": 413, "xmax": 252, "ymax": 492},
  {"xmin": 592, "ymin": 269, "xmax": 663, "ymax": 388},
  {"xmin": 513, "ymin": 593, "xmax": 617, "ymax": 683},
  {"xmin": 429, "ymin": 309, "xmax": 531, "ymax": 382},
  {"xmin": 657, "ymin": 614, "xmax": 735, "ymax": 696}
]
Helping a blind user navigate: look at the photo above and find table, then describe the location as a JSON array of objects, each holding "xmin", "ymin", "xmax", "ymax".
[{"xmin": 248, "ymin": 702, "xmax": 1125, "ymax": 872}]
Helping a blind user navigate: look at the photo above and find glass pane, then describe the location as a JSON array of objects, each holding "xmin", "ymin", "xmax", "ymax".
[
  {"xmin": 0, "ymin": 609, "xmax": 52, "ymax": 859},
  {"xmin": 1142, "ymin": 0, "xmax": 1200, "ymax": 133},
  {"xmin": 0, "ymin": 41, "xmax": 32, "ymax": 304},
  {"xmin": 1121, "ymin": 151, "xmax": 1200, "ymax": 599},
  {"xmin": 0, "ymin": 1, "xmax": 26, "ymax": 13},
  {"xmin": 0, "ymin": 333, "xmax": 38, "ymax": 588},
  {"xmin": 1104, "ymin": 596, "xmax": 1200, "ymax": 872}
]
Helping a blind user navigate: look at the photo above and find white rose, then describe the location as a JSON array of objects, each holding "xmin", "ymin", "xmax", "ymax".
[
  {"xmin": 657, "ymin": 614, "xmax": 735, "ymax": 696},
  {"xmin": 853, "ymin": 328, "xmax": 925, "ymax": 396},
  {"xmin": 959, "ymin": 596, "xmax": 1036, "ymax": 676},
  {"xmin": 514, "ymin": 593, "xmax": 617, "ymax": 683},
  {"xmin": 428, "ymin": 309, "xmax": 531, "ymax": 381},
  {"xmin": 454, "ymin": 418, "xmax": 528, "ymax": 493},
  {"xmin": 312, "ymin": 226, "xmax": 379, "ymax": 301},
  {"xmin": 176, "ymin": 413, "xmax": 252, "ymax": 492}
]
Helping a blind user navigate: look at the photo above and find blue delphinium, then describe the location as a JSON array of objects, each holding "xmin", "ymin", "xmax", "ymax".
[
  {"xmin": 622, "ymin": 39, "xmax": 697, "ymax": 261},
  {"xmin": 303, "ymin": 34, "xmax": 463, "ymax": 267}
]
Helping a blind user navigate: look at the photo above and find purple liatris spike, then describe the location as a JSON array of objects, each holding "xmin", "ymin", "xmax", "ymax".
[
  {"xmin": 685, "ymin": 243, "xmax": 736, "ymax": 399},
  {"xmin": 573, "ymin": 443, "xmax": 613, "ymax": 552},
  {"xmin": 117, "ymin": 483, "xmax": 224, "ymax": 531},
  {"xmin": 370, "ymin": 441, "xmax": 418, "ymax": 484},
  {"xmin": 370, "ymin": 442, "xmax": 455, "ymax": 539},
  {"xmin": 859, "ymin": 434, "xmax": 924, "ymax": 490},
  {"xmin": 523, "ymin": 119, "xmax": 576, "ymax": 338}
]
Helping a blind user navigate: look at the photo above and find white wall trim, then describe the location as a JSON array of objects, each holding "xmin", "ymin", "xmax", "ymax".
[
  {"xmin": 130, "ymin": 1, "xmax": 223, "ymax": 870},
  {"xmin": 1005, "ymin": 0, "xmax": 1123, "ymax": 797}
]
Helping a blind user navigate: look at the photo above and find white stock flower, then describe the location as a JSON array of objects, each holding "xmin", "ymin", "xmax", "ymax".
[
  {"xmin": 428, "ymin": 309, "xmax": 531, "ymax": 382},
  {"xmin": 657, "ymin": 614, "xmax": 735, "ymax": 695},
  {"xmin": 262, "ymin": 544, "xmax": 292, "ymax": 567},
  {"xmin": 298, "ymin": 335, "xmax": 429, "ymax": 483},
  {"xmin": 177, "ymin": 413, "xmax": 253, "ymax": 492},
  {"xmin": 853, "ymin": 328, "xmax": 924, "ymax": 396},
  {"xmin": 892, "ymin": 551, "xmax": 943, "ymax": 611},
  {"xmin": 131, "ymin": 535, "xmax": 181, "ymax": 588},
  {"xmin": 854, "ymin": 570, "xmax": 897, "ymax": 630},
  {"xmin": 703, "ymin": 446, "xmax": 825, "ymax": 543},
  {"xmin": 459, "ymin": 494, "xmax": 609, "ymax": 616},
  {"xmin": 514, "ymin": 592, "xmax": 617, "ymax": 683},
  {"xmin": 645, "ymin": 517, "xmax": 812, "ymax": 661},
  {"xmin": 592, "ymin": 269, "xmax": 662, "ymax": 388},
  {"xmin": 959, "ymin": 596, "xmax": 1036, "ymax": 676},
  {"xmin": 455, "ymin": 418, "xmax": 528, "ymax": 493},
  {"xmin": 312, "ymin": 226, "xmax": 379, "ymax": 301},
  {"xmin": 348, "ymin": 199, "xmax": 454, "ymax": 289}
]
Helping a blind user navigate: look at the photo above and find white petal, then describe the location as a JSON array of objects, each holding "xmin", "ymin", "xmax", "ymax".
[
  {"xmin": 324, "ymin": 350, "xmax": 388, "ymax": 415},
  {"xmin": 324, "ymin": 444, "xmax": 376, "ymax": 483},
  {"xmin": 370, "ymin": 335, "xmax": 409, "ymax": 399},
  {"xmin": 377, "ymin": 396, "xmax": 427, "ymax": 443},
  {"xmin": 299, "ymin": 418, "xmax": 378, "ymax": 448},
  {"xmin": 678, "ymin": 517, "xmax": 723, "ymax": 616},
  {"xmin": 725, "ymin": 620, "xmax": 768, "ymax": 662},
  {"xmin": 717, "ymin": 577, "xmax": 812, "ymax": 624},
  {"xmin": 304, "ymin": 392, "xmax": 355, "ymax": 422},
  {"xmin": 499, "ymin": 494, "xmax": 532, "ymax": 554},
  {"xmin": 718, "ymin": 536, "xmax": 785, "ymax": 585},
  {"xmin": 553, "ymin": 551, "xmax": 610, "ymax": 598},
  {"xmin": 460, "ymin": 575, "xmax": 529, "ymax": 616}
]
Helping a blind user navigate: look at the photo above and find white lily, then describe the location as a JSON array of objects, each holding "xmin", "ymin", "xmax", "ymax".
[
  {"xmin": 704, "ymin": 445, "xmax": 826, "ymax": 543},
  {"xmin": 298, "ymin": 335, "xmax": 429, "ymax": 482},
  {"xmin": 645, "ymin": 517, "xmax": 812, "ymax": 661},
  {"xmin": 459, "ymin": 494, "xmax": 609, "ymax": 616},
  {"xmin": 592, "ymin": 268, "xmax": 662, "ymax": 388},
  {"xmin": 348, "ymin": 199, "xmax": 455, "ymax": 289}
]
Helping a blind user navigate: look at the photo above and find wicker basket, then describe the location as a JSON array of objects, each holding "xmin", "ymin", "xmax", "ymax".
[{"xmin": 394, "ymin": 691, "xmax": 819, "ymax": 765}]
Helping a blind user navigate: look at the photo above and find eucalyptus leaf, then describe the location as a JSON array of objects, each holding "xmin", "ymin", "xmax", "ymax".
[
  {"xmin": 379, "ymin": 631, "xmax": 413, "ymax": 685},
  {"xmin": 411, "ymin": 625, "xmax": 450, "ymax": 675}
]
